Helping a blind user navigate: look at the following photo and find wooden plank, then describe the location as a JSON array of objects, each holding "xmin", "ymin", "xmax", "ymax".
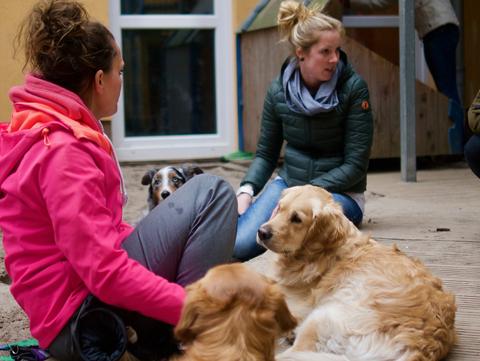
[
  {"xmin": 375, "ymin": 239, "xmax": 480, "ymax": 266},
  {"xmin": 241, "ymin": 29, "xmax": 289, "ymax": 152}
]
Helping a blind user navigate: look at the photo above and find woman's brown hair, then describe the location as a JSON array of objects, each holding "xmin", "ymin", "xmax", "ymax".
[{"xmin": 15, "ymin": 0, "xmax": 116, "ymax": 98}]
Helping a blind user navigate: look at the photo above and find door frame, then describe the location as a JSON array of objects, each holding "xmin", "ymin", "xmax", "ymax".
[{"xmin": 109, "ymin": 0, "xmax": 236, "ymax": 161}]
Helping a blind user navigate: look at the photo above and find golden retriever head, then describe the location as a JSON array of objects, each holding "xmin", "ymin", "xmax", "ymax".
[
  {"xmin": 174, "ymin": 263, "xmax": 296, "ymax": 359},
  {"xmin": 257, "ymin": 185, "xmax": 351, "ymax": 258}
]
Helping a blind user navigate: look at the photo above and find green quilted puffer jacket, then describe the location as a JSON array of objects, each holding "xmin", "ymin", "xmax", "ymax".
[{"xmin": 241, "ymin": 51, "xmax": 373, "ymax": 196}]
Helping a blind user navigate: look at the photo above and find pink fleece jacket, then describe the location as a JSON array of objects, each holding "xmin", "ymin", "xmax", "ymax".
[{"xmin": 0, "ymin": 75, "xmax": 185, "ymax": 348}]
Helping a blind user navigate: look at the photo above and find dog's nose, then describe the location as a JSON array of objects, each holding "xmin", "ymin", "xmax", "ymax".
[
  {"xmin": 257, "ymin": 225, "xmax": 272, "ymax": 241},
  {"xmin": 161, "ymin": 190, "xmax": 171, "ymax": 199}
]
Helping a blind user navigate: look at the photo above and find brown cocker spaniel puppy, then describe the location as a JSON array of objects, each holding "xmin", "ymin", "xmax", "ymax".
[{"xmin": 173, "ymin": 263, "xmax": 297, "ymax": 361}]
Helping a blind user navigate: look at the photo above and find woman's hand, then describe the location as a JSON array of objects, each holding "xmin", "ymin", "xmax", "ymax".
[{"xmin": 237, "ymin": 193, "xmax": 253, "ymax": 215}]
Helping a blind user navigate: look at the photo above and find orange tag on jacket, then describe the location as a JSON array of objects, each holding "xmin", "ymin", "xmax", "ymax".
[{"xmin": 361, "ymin": 100, "xmax": 369, "ymax": 110}]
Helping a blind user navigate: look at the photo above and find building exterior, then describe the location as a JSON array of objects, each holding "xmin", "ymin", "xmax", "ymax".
[
  {"xmin": 0, "ymin": 0, "xmax": 257, "ymax": 161},
  {"xmin": 1, "ymin": 0, "xmax": 478, "ymax": 161}
]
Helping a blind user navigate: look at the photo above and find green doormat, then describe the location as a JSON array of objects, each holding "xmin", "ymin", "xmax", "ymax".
[{"xmin": 220, "ymin": 150, "xmax": 254, "ymax": 162}]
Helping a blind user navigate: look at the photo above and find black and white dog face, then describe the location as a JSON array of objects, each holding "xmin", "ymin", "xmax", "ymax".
[{"xmin": 141, "ymin": 164, "xmax": 204, "ymax": 211}]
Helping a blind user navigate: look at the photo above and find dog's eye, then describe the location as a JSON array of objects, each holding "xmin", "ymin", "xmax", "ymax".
[
  {"xmin": 172, "ymin": 177, "xmax": 181, "ymax": 185},
  {"xmin": 290, "ymin": 212, "xmax": 302, "ymax": 223}
]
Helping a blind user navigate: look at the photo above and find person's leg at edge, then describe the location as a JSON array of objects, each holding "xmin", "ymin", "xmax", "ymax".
[
  {"xmin": 48, "ymin": 174, "xmax": 237, "ymax": 361},
  {"xmin": 423, "ymin": 24, "xmax": 461, "ymax": 105},
  {"xmin": 331, "ymin": 193, "xmax": 363, "ymax": 227},
  {"xmin": 423, "ymin": 24, "xmax": 464, "ymax": 152},
  {"xmin": 465, "ymin": 134, "xmax": 480, "ymax": 178},
  {"xmin": 233, "ymin": 178, "xmax": 288, "ymax": 261}
]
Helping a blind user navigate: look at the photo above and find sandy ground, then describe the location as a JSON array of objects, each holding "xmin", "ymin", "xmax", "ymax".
[{"xmin": 1, "ymin": 159, "xmax": 479, "ymax": 361}]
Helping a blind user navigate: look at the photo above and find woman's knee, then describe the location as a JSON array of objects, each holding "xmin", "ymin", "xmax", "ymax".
[
  {"xmin": 190, "ymin": 174, "xmax": 237, "ymax": 230},
  {"xmin": 190, "ymin": 174, "xmax": 235, "ymax": 199},
  {"xmin": 465, "ymin": 135, "xmax": 480, "ymax": 177},
  {"xmin": 465, "ymin": 136, "xmax": 480, "ymax": 160}
]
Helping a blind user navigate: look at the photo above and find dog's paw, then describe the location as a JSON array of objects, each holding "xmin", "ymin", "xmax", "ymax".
[
  {"xmin": 282, "ymin": 330, "xmax": 296, "ymax": 346},
  {"xmin": 126, "ymin": 326, "xmax": 138, "ymax": 344}
]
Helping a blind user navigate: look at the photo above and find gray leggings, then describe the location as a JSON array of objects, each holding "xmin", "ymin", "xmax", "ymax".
[{"xmin": 49, "ymin": 174, "xmax": 237, "ymax": 360}]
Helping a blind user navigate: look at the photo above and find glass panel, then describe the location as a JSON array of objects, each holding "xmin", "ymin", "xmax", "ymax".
[
  {"xmin": 121, "ymin": 0, "xmax": 213, "ymax": 15},
  {"xmin": 122, "ymin": 29, "xmax": 216, "ymax": 137}
]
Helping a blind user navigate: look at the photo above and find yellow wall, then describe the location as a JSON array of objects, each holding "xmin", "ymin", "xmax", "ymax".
[
  {"xmin": 0, "ymin": 0, "xmax": 258, "ymax": 136},
  {"xmin": 0, "ymin": 0, "xmax": 109, "ymax": 122},
  {"xmin": 234, "ymin": 0, "xmax": 259, "ymax": 31}
]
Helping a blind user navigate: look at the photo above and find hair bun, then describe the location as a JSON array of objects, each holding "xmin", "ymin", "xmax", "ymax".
[
  {"xmin": 16, "ymin": 0, "xmax": 115, "ymax": 97},
  {"xmin": 40, "ymin": 0, "xmax": 89, "ymax": 44},
  {"xmin": 277, "ymin": 1, "xmax": 310, "ymax": 41}
]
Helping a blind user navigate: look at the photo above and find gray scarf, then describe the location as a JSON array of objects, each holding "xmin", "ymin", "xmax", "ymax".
[{"xmin": 282, "ymin": 58, "xmax": 343, "ymax": 115}]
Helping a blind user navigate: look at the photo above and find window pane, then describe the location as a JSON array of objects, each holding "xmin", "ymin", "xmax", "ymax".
[
  {"xmin": 122, "ymin": 29, "xmax": 216, "ymax": 136},
  {"xmin": 121, "ymin": 0, "xmax": 213, "ymax": 15}
]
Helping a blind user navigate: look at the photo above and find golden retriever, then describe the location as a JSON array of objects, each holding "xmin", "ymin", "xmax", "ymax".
[
  {"xmin": 257, "ymin": 185, "xmax": 457, "ymax": 361},
  {"xmin": 172, "ymin": 263, "xmax": 297, "ymax": 361},
  {"xmin": 120, "ymin": 263, "xmax": 340, "ymax": 361}
]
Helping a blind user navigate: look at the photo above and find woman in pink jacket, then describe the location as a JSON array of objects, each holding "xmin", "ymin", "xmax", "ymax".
[{"xmin": 0, "ymin": 1, "xmax": 236, "ymax": 360}]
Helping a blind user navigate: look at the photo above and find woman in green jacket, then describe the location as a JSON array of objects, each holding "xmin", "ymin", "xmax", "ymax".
[{"xmin": 234, "ymin": 0, "xmax": 373, "ymax": 261}]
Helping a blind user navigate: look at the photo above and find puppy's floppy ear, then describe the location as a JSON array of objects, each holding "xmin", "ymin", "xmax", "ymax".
[
  {"xmin": 179, "ymin": 163, "xmax": 204, "ymax": 180},
  {"xmin": 174, "ymin": 284, "xmax": 202, "ymax": 344},
  {"xmin": 141, "ymin": 168, "xmax": 158, "ymax": 185}
]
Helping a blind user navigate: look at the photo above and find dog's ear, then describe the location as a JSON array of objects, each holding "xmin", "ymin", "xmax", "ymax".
[
  {"xmin": 174, "ymin": 284, "xmax": 202, "ymax": 344},
  {"xmin": 306, "ymin": 197, "xmax": 348, "ymax": 250},
  {"xmin": 179, "ymin": 163, "xmax": 204, "ymax": 180},
  {"xmin": 141, "ymin": 169, "xmax": 158, "ymax": 185},
  {"xmin": 280, "ymin": 185, "xmax": 302, "ymax": 199}
]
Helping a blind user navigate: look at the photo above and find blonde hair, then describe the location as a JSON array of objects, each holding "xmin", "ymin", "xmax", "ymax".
[{"xmin": 277, "ymin": 0, "xmax": 344, "ymax": 54}]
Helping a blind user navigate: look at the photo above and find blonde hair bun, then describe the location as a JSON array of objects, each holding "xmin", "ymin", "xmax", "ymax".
[
  {"xmin": 277, "ymin": 0, "xmax": 344, "ymax": 53},
  {"xmin": 278, "ymin": 1, "xmax": 312, "ymax": 41}
]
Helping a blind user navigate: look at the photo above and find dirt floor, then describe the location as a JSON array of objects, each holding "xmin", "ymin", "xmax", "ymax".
[{"xmin": 1, "ymin": 159, "xmax": 479, "ymax": 360}]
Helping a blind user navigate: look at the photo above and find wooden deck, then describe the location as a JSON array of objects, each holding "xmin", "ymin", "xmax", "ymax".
[
  {"xmin": 1, "ymin": 161, "xmax": 479, "ymax": 360},
  {"xmin": 362, "ymin": 166, "xmax": 480, "ymax": 361}
]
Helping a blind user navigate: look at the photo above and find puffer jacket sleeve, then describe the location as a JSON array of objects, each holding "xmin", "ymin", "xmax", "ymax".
[
  {"xmin": 240, "ymin": 82, "xmax": 284, "ymax": 196},
  {"xmin": 39, "ymin": 140, "xmax": 185, "ymax": 325},
  {"xmin": 468, "ymin": 88, "xmax": 480, "ymax": 134},
  {"xmin": 310, "ymin": 77, "xmax": 373, "ymax": 192}
]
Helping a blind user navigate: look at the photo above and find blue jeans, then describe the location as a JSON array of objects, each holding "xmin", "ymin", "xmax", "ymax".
[{"xmin": 232, "ymin": 178, "xmax": 363, "ymax": 261}]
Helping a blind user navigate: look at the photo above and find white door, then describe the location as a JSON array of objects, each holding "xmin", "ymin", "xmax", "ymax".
[{"xmin": 109, "ymin": 0, "xmax": 235, "ymax": 161}]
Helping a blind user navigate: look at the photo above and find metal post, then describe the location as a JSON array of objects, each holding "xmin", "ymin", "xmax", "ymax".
[{"xmin": 399, "ymin": 0, "xmax": 416, "ymax": 181}]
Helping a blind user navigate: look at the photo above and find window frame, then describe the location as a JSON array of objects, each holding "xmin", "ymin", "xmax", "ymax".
[{"xmin": 109, "ymin": 0, "xmax": 235, "ymax": 161}]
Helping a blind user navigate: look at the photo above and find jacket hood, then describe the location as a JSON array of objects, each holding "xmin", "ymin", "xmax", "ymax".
[
  {"xmin": 0, "ymin": 74, "xmax": 107, "ymax": 190},
  {"xmin": 9, "ymin": 74, "xmax": 101, "ymax": 132}
]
